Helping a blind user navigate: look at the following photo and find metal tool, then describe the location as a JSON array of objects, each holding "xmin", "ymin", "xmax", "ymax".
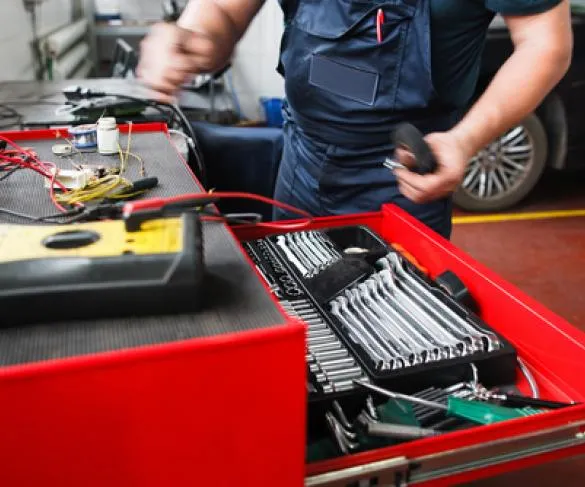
[
  {"xmin": 363, "ymin": 279, "xmax": 451, "ymax": 361},
  {"xmin": 276, "ymin": 235, "xmax": 309, "ymax": 277},
  {"xmin": 309, "ymin": 357, "xmax": 356, "ymax": 373},
  {"xmin": 307, "ymin": 348, "xmax": 349, "ymax": 362},
  {"xmin": 380, "ymin": 252, "xmax": 501, "ymax": 352},
  {"xmin": 308, "ymin": 334, "xmax": 338, "ymax": 345},
  {"xmin": 275, "ymin": 231, "xmax": 341, "ymax": 279},
  {"xmin": 359, "ymin": 417, "xmax": 439, "ymax": 440},
  {"xmin": 358, "ymin": 282, "xmax": 440, "ymax": 363},
  {"xmin": 354, "ymin": 380, "xmax": 546, "ymax": 426},
  {"xmin": 383, "ymin": 158, "xmax": 407, "ymax": 172},
  {"xmin": 330, "ymin": 298, "xmax": 396, "ymax": 371},
  {"xmin": 316, "ymin": 366, "xmax": 363, "ymax": 383},
  {"xmin": 347, "ymin": 288, "xmax": 420, "ymax": 365},
  {"xmin": 325, "ymin": 411, "xmax": 359, "ymax": 454},
  {"xmin": 374, "ymin": 270, "xmax": 470, "ymax": 356}
]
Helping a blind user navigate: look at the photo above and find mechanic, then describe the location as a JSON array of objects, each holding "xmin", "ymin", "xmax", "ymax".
[{"xmin": 137, "ymin": 0, "xmax": 572, "ymax": 239}]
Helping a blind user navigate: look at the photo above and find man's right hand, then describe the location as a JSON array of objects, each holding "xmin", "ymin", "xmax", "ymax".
[{"xmin": 137, "ymin": 22, "xmax": 230, "ymax": 103}]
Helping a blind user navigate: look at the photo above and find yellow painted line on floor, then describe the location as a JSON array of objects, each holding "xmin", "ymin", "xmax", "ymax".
[{"xmin": 452, "ymin": 208, "xmax": 585, "ymax": 225}]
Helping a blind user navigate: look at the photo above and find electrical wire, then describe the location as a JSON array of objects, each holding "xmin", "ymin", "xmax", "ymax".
[
  {"xmin": 77, "ymin": 90, "xmax": 206, "ymax": 186},
  {"xmin": 0, "ymin": 134, "xmax": 75, "ymax": 212},
  {"xmin": 0, "ymin": 166, "xmax": 20, "ymax": 182},
  {"xmin": 126, "ymin": 191, "xmax": 314, "ymax": 231},
  {"xmin": 54, "ymin": 174, "xmax": 133, "ymax": 206},
  {"xmin": 0, "ymin": 103, "xmax": 23, "ymax": 130},
  {"xmin": 0, "ymin": 206, "xmax": 83, "ymax": 224}
]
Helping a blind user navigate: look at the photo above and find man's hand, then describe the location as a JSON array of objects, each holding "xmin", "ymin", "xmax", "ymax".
[
  {"xmin": 394, "ymin": 131, "xmax": 471, "ymax": 204},
  {"xmin": 137, "ymin": 0, "xmax": 263, "ymax": 103},
  {"xmin": 394, "ymin": 0, "xmax": 571, "ymax": 205},
  {"xmin": 137, "ymin": 23, "xmax": 227, "ymax": 103}
]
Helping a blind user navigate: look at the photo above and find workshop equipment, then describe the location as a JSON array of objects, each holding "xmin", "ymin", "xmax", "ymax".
[
  {"xmin": 1, "ymin": 127, "xmax": 585, "ymax": 487},
  {"xmin": 384, "ymin": 123, "xmax": 438, "ymax": 175},
  {"xmin": 0, "ymin": 211, "xmax": 204, "ymax": 326},
  {"xmin": 243, "ymin": 225, "xmax": 517, "ymax": 410},
  {"xmin": 234, "ymin": 207, "xmax": 585, "ymax": 486},
  {"xmin": 354, "ymin": 380, "xmax": 549, "ymax": 426}
]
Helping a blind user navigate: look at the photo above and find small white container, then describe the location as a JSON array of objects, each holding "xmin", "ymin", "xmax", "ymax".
[{"xmin": 97, "ymin": 117, "xmax": 120, "ymax": 155}]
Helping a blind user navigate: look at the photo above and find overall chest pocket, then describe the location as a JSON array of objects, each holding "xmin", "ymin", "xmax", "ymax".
[{"xmin": 285, "ymin": 0, "xmax": 433, "ymax": 113}]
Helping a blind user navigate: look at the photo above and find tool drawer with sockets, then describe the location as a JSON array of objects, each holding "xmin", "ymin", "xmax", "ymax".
[{"xmin": 233, "ymin": 204, "xmax": 585, "ymax": 486}]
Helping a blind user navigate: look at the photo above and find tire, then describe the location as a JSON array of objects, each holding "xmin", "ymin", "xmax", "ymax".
[{"xmin": 453, "ymin": 113, "xmax": 548, "ymax": 212}]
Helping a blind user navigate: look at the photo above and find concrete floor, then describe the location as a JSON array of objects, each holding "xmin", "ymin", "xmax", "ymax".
[
  {"xmin": 452, "ymin": 170, "xmax": 585, "ymax": 327},
  {"xmin": 450, "ymin": 170, "xmax": 585, "ymax": 485}
]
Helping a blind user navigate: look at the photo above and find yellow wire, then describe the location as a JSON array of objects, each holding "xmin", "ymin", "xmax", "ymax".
[
  {"xmin": 54, "ymin": 122, "xmax": 146, "ymax": 206},
  {"xmin": 55, "ymin": 174, "xmax": 132, "ymax": 205}
]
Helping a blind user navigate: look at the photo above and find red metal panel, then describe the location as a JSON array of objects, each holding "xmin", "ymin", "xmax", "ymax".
[
  {"xmin": 0, "ymin": 123, "xmax": 168, "ymax": 140},
  {"xmin": 0, "ymin": 325, "xmax": 306, "ymax": 487}
]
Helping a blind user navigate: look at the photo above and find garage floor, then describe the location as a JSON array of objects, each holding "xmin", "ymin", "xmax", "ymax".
[{"xmin": 450, "ymin": 170, "xmax": 585, "ymax": 486}]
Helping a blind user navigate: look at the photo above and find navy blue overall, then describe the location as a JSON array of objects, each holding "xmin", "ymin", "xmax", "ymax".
[{"xmin": 273, "ymin": 0, "xmax": 462, "ymax": 238}]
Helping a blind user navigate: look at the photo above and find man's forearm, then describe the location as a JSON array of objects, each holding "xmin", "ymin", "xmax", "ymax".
[
  {"xmin": 177, "ymin": 0, "xmax": 264, "ymax": 44},
  {"xmin": 451, "ymin": 5, "xmax": 572, "ymax": 158}
]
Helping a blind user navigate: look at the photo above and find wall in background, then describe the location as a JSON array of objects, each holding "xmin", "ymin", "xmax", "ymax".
[
  {"xmin": 230, "ymin": 1, "xmax": 285, "ymax": 120},
  {"xmin": 95, "ymin": 0, "xmax": 285, "ymax": 121},
  {"xmin": 1, "ymin": 0, "xmax": 285, "ymax": 120},
  {"xmin": 0, "ymin": 0, "xmax": 73, "ymax": 81}
]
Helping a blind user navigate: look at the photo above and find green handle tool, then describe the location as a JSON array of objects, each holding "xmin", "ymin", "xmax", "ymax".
[{"xmin": 354, "ymin": 380, "xmax": 544, "ymax": 426}]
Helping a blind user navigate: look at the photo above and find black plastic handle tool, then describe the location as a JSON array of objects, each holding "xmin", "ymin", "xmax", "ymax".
[
  {"xmin": 494, "ymin": 393, "xmax": 578, "ymax": 410},
  {"xmin": 391, "ymin": 123, "xmax": 438, "ymax": 175}
]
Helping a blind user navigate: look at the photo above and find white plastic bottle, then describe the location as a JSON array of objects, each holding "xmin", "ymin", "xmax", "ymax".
[{"xmin": 97, "ymin": 117, "xmax": 120, "ymax": 155}]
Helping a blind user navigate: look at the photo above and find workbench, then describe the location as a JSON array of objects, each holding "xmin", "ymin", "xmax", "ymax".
[{"xmin": 0, "ymin": 124, "xmax": 305, "ymax": 486}]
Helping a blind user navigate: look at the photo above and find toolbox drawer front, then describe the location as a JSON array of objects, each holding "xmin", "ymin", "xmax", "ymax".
[
  {"xmin": 233, "ymin": 203, "xmax": 585, "ymax": 485},
  {"xmin": 0, "ymin": 324, "xmax": 307, "ymax": 487},
  {"xmin": 306, "ymin": 420, "xmax": 585, "ymax": 486}
]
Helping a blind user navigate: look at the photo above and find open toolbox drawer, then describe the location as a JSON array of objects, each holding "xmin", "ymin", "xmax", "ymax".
[{"xmin": 233, "ymin": 203, "xmax": 585, "ymax": 486}]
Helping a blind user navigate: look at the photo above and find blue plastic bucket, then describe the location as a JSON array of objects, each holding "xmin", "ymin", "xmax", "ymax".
[{"xmin": 260, "ymin": 97, "xmax": 284, "ymax": 128}]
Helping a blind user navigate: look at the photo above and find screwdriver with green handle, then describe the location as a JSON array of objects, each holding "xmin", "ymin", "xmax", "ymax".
[{"xmin": 354, "ymin": 380, "xmax": 547, "ymax": 426}]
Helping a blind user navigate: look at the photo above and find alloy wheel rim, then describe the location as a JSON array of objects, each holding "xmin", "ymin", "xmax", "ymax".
[{"xmin": 461, "ymin": 125, "xmax": 535, "ymax": 201}]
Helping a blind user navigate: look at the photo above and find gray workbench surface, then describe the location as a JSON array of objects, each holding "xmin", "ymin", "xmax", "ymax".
[
  {"xmin": 0, "ymin": 78, "xmax": 233, "ymax": 129},
  {"xmin": 0, "ymin": 129, "xmax": 284, "ymax": 368}
]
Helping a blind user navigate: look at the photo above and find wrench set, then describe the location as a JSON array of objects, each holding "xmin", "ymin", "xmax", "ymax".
[
  {"xmin": 280, "ymin": 299, "xmax": 370, "ymax": 395},
  {"xmin": 244, "ymin": 232, "xmax": 371, "ymax": 397},
  {"xmin": 274, "ymin": 231, "xmax": 343, "ymax": 279},
  {"xmin": 329, "ymin": 252, "xmax": 504, "ymax": 377},
  {"xmin": 243, "ymin": 225, "xmax": 516, "ymax": 407}
]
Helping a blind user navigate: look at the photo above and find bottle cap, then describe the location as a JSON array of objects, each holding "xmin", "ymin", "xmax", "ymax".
[{"xmin": 98, "ymin": 117, "xmax": 117, "ymax": 130}]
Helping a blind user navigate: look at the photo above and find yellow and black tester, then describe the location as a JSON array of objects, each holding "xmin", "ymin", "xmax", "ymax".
[{"xmin": 0, "ymin": 212, "xmax": 204, "ymax": 326}]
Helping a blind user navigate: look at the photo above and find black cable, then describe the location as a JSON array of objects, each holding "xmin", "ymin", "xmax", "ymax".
[
  {"xmin": 76, "ymin": 90, "xmax": 207, "ymax": 186},
  {"xmin": 107, "ymin": 94, "xmax": 176, "ymax": 125},
  {"xmin": 0, "ymin": 103, "xmax": 23, "ymax": 129},
  {"xmin": 0, "ymin": 206, "xmax": 81, "ymax": 223},
  {"xmin": 115, "ymin": 95, "xmax": 206, "ymax": 186},
  {"xmin": 0, "ymin": 166, "xmax": 20, "ymax": 182}
]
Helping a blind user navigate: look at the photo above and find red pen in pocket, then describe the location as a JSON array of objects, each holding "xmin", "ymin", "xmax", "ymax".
[{"xmin": 376, "ymin": 8, "xmax": 385, "ymax": 44}]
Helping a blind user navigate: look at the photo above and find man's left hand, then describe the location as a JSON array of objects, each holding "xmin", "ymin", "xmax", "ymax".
[{"xmin": 394, "ymin": 131, "xmax": 471, "ymax": 204}]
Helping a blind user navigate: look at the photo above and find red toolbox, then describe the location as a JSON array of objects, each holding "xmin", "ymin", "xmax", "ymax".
[
  {"xmin": 1, "ymin": 126, "xmax": 584, "ymax": 486},
  {"xmin": 0, "ymin": 125, "xmax": 306, "ymax": 487},
  {"xmin": 233, "ymin": 206, "xmax": 585, "ymax": 486}
]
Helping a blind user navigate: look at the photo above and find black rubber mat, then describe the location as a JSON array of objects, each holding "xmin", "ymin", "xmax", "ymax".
[
  {"xmin": 0, "ymin": 131, "xmax": 199, "ymax": 221},
  {"xmin": 0, "ymin": 131, "xmax": 285, "ymax": 367}
]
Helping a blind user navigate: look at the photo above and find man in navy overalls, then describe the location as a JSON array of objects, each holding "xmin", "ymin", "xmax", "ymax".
[{"xmin": 138, "ymin": 0, "xmax": 572, "ymax": 239}]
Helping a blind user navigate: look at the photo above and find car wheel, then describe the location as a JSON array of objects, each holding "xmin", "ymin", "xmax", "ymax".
[{"xmin": 453, "ymin": 113, "xmax": 548, "ymax": 212}]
